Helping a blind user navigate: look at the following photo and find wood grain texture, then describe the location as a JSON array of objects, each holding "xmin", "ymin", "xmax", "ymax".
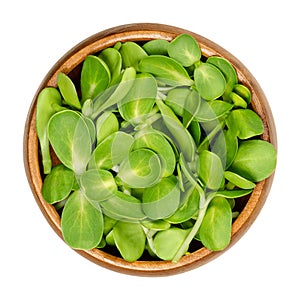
[{"xmin": 23, "ymin": 23, "xmax": 277, "ymax": 276}]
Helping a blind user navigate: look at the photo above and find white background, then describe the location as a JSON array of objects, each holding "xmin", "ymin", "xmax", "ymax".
[{"xmin": 1, "ymin": 0, "xmax": 299, "ymax": 299}]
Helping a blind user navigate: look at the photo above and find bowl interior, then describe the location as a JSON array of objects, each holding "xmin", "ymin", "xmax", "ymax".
[{"xmin": 24, "ymin": 23, "xmax": 277, "ymax": 276}]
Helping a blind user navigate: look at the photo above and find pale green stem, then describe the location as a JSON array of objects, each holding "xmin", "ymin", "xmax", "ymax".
[
  {"xmin": 172, "ymin": 187, "xmax": 208, "ymax": 263},
  {"xmin": 157, "ymin": 86, "xmax": 175, "ymax": 93},
  {"xmin": 40, "ymin": 137, "xmax": 52, "ymax": 174},
  {"xmin": 157, "ymin": 90, "xmax": 167, "ymax": 100},
  {"xmin": 54, "ymin": 198, "xmax": 67, "ymax": 211},
  {"xmin": 142, "ymin": 227, "xmax": 157, "ymax": 256},
  {"xmin": 173, "ymin": 154, "xmax": 211, "ymax": 262}
]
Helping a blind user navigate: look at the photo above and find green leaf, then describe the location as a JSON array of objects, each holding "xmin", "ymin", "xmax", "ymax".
[
  {"xmin": 141, "ymin": 220, "xmax": 170, "ymax": 231},
  {"xmin": 118, "ymin": 73, "xmax": 157, "ymax": 124},
  {"xmin": 199, "ymin": 196, "xmax": 232, "ymax": 251},
  {"xmin": 229, "ymin": 92, "xmax": 248, "ymax": 108},
  {"xmin": 36, "ymin": 87, "xmax": 62, "ymax": 174},
  {"xmin": 142, "ymin": 176, "xmax": 180, "ymax": 220},
  {"xmin": 57, "ymin": 72, "xmax": 81, "ymax": 109},
  {"xmin": 89, "ymin": 131, "xmax": 134, "ymax": 170},
  {"xmin": 143, "ymin": 39, "xmax": 169, "ymax": 55},
  {"xmin": 118, "ymin": 148, "xmax": 162, "ymax": 188},
  {"xmin": 206, "ymin": 56, "xmax": 238, "ymax": 101},
  {"xmin": 105, "ymin": 230, "xmax": 115, "ymax": 246},
  {"xmin": 194, "ymin": 62, "xmax": 226, "ymax": 101},
  {"xmin": 61, "ymin": 190, "xmax": 103, "ymax": 250},
  {"xmin": 210, "ymin": 129, "xmax": 238, "ymax": 169},
  {"xmin": 168, "ymin": 34, "xmax": 201, "ymax": 67},
  {"xmin": 82, "ymin": 116, "xmax": 96, "ymax": 144},
  {"xmin": 133, "ymin": 130, "xmax": 176, "ymax": 177},
  {"xmin": 188, "ymin": 121, "xmax": 201, "ymax": 146},
  {"xmin": 79, "ymin": 169, "xmax": 117, "ymax": 202},
  {"xmin": 166, "ymin": 184, "xmax": 200, "ymax": 224},
  {"xmin": 164, "ymin": 87, "xmax": 191, "ymax": 116},
  {"xmin": 113, "ymin": 221, "xmax": 146, "ymax": 262},
  {"xmin": 98, "ymin": 47, "xmax": 122, "ymax": 85},
  {"xmin": 212, "ymin": 189, "xmax": 253, "ymax": 199},
  {"xmin": 95, "ymin": 111, "xmax": 119, "ymax": 145},
  {"xmin": 109, "ymin": 133, "xmax": 135, "ymax": 165},
  {"xmin": 97, "ymin": 238, "xmax": 106, "ymax": 249},
  {"xmin": 182, "ymin": 89, "xmax": 201, "ymax": 128},
  {"xmin": 226, "ymin": 109, "xmax": 264, "ymax": 139},
  {"xmin": 195, "ymin": 100, "xmax": 233, "ymax": 122},
  {"xmin": 198, "ymin": 150, "xmax": 224, "ymax": 190},
  {"xmin": 81, "ymin": 98, "xmax": 94, "ymax": 117},
  {"xmin": 103, "ymin": 215, "xmax": 117, "ymax": 235},
  {"xmin": 233, "ymin": 84, "xmax": 251, "ymax": 104},
  {"xmin": 80, "ymin": 55, "xmax": 111, "ymax": 102},
  {"xmin": 48, "ymin": 110, "xmax": 92, "ymax": 175},
  {"xmin": 224, "ymin": 171, "xmax": 256, "ymax": 189},
  {"xmin": 101, "ymin": 191, "xmax": 146, "ymax": 221},
  {"xmin": 151, "ymin": 119, "xmax": 180, "ymax": 158},
  {"xmin": 197, "ymin": 119, "xmax": 225, "ymax": 156},
  {"xmin": 91, "ymin": 67, "xmax": 136, "ymax": 117},
  {"xmin": 153, "ymin": 227, "xmax": 190, "ymax": 261},
  {"xmin": 119, "ymin": 41, "xmax": 148, "ymax": 70},
  {"xmin": 42, "ymin": 164, "xmax": 74, "ymax": 204},
  {"xmin": 229, "ymin": 140, "xmax": 277, "ymax": 182},
  {"xmin": 139, "ymin": 55, "xmax": 194, "ymax": 86},
  {"xmin": 156, "ymin": 99, "xmax": 197, "ymax": 162},
  {"xmin": 206, "ymin": 57, "xmax": 238, "ymax": 84}
]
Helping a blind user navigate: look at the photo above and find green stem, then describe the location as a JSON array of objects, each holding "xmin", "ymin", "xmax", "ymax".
[
  {"xmin": 173, "ymin": 155, "xmax": 209, "ymax": 262},
  {"xmin": 157, "ymin": 90, "xmax": 167, "ymax": 100},
  {"xmin": 40, "ymin": 137, "xmax": 52, "ymax": 174},
  {"xmin": 172, "ymin": 187, "xmax": 208, "ymax": 263},
  {"xmin": 54, "ymin": 198, "xmax": 67, "ymax": 211},
  {"xmin": 142, "ymin": 227, "xmax": 157, "ymax": 256},
  {"xmin": 157, "ymin": 86, "xmax": 175, "ymax": 93}
]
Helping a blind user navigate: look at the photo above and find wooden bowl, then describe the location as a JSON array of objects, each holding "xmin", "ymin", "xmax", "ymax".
[{"xmin": 23, "ymin": 23, "xmax": 277, "ymax": 276}]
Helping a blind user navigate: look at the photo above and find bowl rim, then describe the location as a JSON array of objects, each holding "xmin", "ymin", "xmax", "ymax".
[{"xmin": 23, "ymin": 23, "xmax": 277, "ymax": 276}]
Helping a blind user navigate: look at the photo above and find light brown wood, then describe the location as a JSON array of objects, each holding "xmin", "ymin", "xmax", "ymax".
[{"xmin": 23, "ymin": 23, "xmax": 277, "ymax": 276}]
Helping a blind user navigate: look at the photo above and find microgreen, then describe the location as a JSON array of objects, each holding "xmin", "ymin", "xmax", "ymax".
[
  {"xmin": 142, "ymin": 39, "xmax": 169, "ymax": 56},
  {"xmin": 194, "ymin": 63, "xmax": 226, "ymax": 100},
  {"xmin": 113, "ymin": 221, "xmax": 146, "ymax": 262},
  {"xmin": 139, "ymin": 55, "xmax": 194, "ymax": 86},
  {"xmin": 36, "ymin": 87, "xmax": 63, "ymax": 174},
  {"xmin": 47, "ymin": 110, "xmax": 92, "ymax": 175},
  {"xmin": 168, "ymin": 33, "xmax": 201, "ymax": 67},
  {"xmin": 42, "ymin": 164, "xmax": 74, "ymax": 204},
  {"xmin": 198, "ymin": 196, "xmax": 232, "ymax": 251},
  {"xmin": 57, "ymin": 72, "xmax": 81, "ymax": 109},
  {"xmin": 119, "ymin": 41, "xmax": 148, "ymax": 70},
  {"xmin": 132, "ymin": 130, "xmax": 176, "ymax": 177},
  {"xmin": 95, "ymin": 111, "xmax": 119, "ymax": 145},
  {"xmin": 61, "ymin": 190, "xmax": 104, "ymax": 250},
  {"xmin": 142, "ymin": 175, "xmax": 180, "ymax": 219},
  {"xmin": 36, "ymin": 33, "xmax": 277, "ymax": 263},
  {"xmin": 118, "ymin": 73, "xmax": 157, "ymax": 125},
  {"xmin": 80, "ymin": 55, "xmax": 111, "ymax": 102}
]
